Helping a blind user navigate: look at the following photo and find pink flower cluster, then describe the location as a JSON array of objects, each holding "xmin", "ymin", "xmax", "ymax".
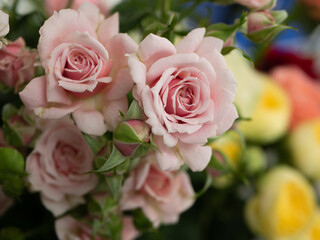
[{"xmin": 10, "ymin": 2, "xmax": 238, "ymax": 239}]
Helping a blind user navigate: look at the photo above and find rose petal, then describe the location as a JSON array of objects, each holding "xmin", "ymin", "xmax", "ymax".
[
  {"xmin": 38, "ymin": 9, "xmax": 97, "ymax": 62},
  {"xmin": 138, "ymin": 34, "xmax": 176, "ymax": 69},
  {"xmin": 19, "ymin": 76, "xmax": 48, "ymax": 108},
  {"xmin": 104, "ymin": 68, "xmax": 133, "ymax": 100},
  {"xmin": 102, "ymin": 97, "xmax": 128, "ymax": 131},
  {"xmin": 178, "ymin": 142, "xmax": 212, "ymax": 171},
  {"xmin": 77, "ymin": 1, "xmax": 100, "ymax": 27},
  {"xmin": 196, "ymin": 36, "xmax": 224, "ymax": 57},
  {"xmin": 154, "ymin": 136, "xmax": 184, "ymax": 171},
  {"xmin": 34, "ymin": 102, "xmax": 81, "ymax": 119},
  {"xmin": 73, "ymin": 108, "xmax": 107, "ymax": 135},
  {"xmin": 176, "ymin": 28, "xmax": 205, "ymax": 54},
  {"xmin": 41, "ymin": 194, "xmax": 85, "ymax": 216},
  {"xmin": 97, "ymin": 12, "xmax": 119, "ymax": 46}
]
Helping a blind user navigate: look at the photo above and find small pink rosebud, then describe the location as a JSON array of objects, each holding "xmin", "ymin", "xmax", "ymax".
[
  {"xmin": 247, "ymin": 11, "xmax": 275, "ymax": 34},
  {"xmin": 113, "ymin": 120, "xmax": 151, "ymax": 157},
  {"xmin": 245, "ymin": 10, "xmax": 289, "ymax": 43}
]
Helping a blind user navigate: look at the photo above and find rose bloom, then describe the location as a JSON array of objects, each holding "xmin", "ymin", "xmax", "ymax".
[
  {"xmin": 0, "ymin": 38, "xmax": 36, "ymax": 92},
  {"xmin": 271, "ymin": 65, "xmax": 320, "ymax": 129},
  {"xmin": 26, "ymin": 120, "xmax": 98, "ymax": 216},
  {"xmin": 55, "ymin": 215, "xmax": 139, "ymax": 240},
  {"xmin": 0, "ymin": 186, "xmax": 13, "ymax": 216},
  {"xmin": 0, "ymin": 10, "xmax": 9, "ymax": 39},
  {"xmin": 120, "ymin": 153, "xmax": 195, "ymax": 227},
  {"xmin": 44, "ymin": 0, "xmax": 121, "ymax": 16},
  {"xmin": 20, "ymin": 2, "xmax": 137, "ymax": 136},
  {"xmin": 234, "ymin": 0, "xmax": 276, "ymax": 9},
  {"xmin": 129, "ymin": 28, "xmax": 237, "ymax": 171}
]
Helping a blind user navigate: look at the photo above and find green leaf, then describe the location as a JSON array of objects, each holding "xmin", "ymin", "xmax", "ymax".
[
  {"xmin": 2, "ymin": 121, "xmax": 24, "ymax": 148},
  {"xmin": 2, "ymin": 104, "xmax": 18, "ymax": 119},
  {"xmin": 222, "ymin": 46, "xmax": 253, "ymax": 63},
  {"xmin": 246, "ymin": 25, "xmax": 294, "ymax": 44},
  {"xmin": 115, "ymin": 158, "xmax": 130, "ymax": 174},
  {"xmin": 0, "ymin": 148, "xmax": 25, "ymax": 198},
  {"xmin": 130, "ymin": 143, "xmax": 150, "ymax": 158},
  {"xmin": 2, "ymin": 175, "xmax": 24, "ymax": 198},
  {"xmin": 88, "ymin": 197, "xmax": 102, "ymax": 214},
  {"xmin": 133, "ymin": 209, "xmax": 154, "ymax": 232},
  {"xmin": 93, "ymin": 145, "xmax": 127, "ymax": 173},
  {"xmin": 270, "ymin": 10, "xmax": 288, "ymax": 24},
  {"xmin": 83, "ymin": 133, "xmax": 108, "ymax": 156},
  {"xmin": 0, "ymin": 148, "xmax": 25, "ymax": 176},
  {"xmin": 124, "ymin": 100, "xmax": 143, "ymax": 120},
  {"xmin": 206, "ymin": 12, "xmax": 247, "ymax": 41},
  {"xmin": 113, "ymin": 122, "xmax": 142, "ymax": 143},
  {"xmin": 107, "ymin": 175, "xmax": 123, "ymax": 201},
  {"xmin": 105, "ymin": 214, "xmax": 122, "ymax": 240},
  {"xmin": 91, "ymin": 220, "xmax": 102, "ymax": 240},
  {"xmin": 0, "ymin": 227, "xmax": 25, "ymax": 240}
]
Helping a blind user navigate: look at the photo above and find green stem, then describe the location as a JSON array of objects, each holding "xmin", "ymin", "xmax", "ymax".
[{"xmin": 161, "ymin": 0, "xmax": 171, "ymax": 19}]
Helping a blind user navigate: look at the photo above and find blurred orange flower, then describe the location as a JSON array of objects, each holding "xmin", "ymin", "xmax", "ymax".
[{"xmin": 271, "ymin": 65, "xmax": 320, "ymax": 129}]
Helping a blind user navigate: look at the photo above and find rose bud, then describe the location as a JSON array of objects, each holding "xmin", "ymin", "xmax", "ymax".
[
  {"xmin": 245, "ymin": 10, "xmax": 289, "ymax": 43},
  {"xmin": 113, "ymin": 120, "xmax": 151, "ymax": 157},
  {"xmin": 247, "ymin": 11, "xmax": 275, "ymax": 34},
  {"xmin": 234, "ymin": 0, "xmax": 276, "ymax": 10}
]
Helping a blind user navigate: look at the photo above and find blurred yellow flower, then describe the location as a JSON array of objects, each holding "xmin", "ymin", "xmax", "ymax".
[
  {"xmin": 209, "ymin": 130, "xmax": 245, "ymax": 169},
  {"xmin": 289, "ymin": 118, "xmax": 320, "ymax": 180},
  {"xmin": 294, "ymin": 210, "xmax": 320, "ymax": 240},
  {"xmin": 246, "ymin": 166, "xmax": 317, "ymax": 240},
  {"xmin": 209, "ymin": 130, "xmax": 245, "ymax": 188},
  {"xmin": 225, "ymin": 50, "xmax": 291, "ymax": 144}
]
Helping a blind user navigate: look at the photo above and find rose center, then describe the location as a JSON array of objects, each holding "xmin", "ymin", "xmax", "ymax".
[{"xmin": 53, "ymin": 142, "xmax": 79, "ymax": 174}]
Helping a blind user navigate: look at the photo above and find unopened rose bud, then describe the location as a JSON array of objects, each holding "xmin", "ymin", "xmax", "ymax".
[
  {"xmin": 247, "ymin": 11, "xmax": 275, "ymax": 34},
  {"xmin": 245, "ymin": 10, "xmax": 289, "ymax": 43},
  {"xmin": 113, "ymin": 120, "xmax": 151, "ymax": 157},
  {"xmin": 234, "ymin": 0, "xmax": 276, "ymax": 10}
]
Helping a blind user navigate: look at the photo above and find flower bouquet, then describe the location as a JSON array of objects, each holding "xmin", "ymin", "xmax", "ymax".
[{"xmin": 0, "ymin": 0, "xmax": 320, "ymax": 239}]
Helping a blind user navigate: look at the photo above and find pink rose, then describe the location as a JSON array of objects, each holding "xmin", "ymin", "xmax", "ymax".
[
  {"xmin": 0, "ymin": 186, "xmax": 13, "ymax": 216},
  {"xmin": 19, "ymin": 2, "xmax": 137, "ymax": 136},
  {"xmin": 0, "ymin": 10, "xmax": 9, "ymax": 39},
  {"xmin": 0, "ymin": 38, "xmax": 36, "ymax": 92},
  {"xmin": 234, "ymin": 0, "xmax": 276, "ymax": 9},
  {"xmin": 44, "ymin": 0, "xmax": 119, "ymax": 16},
  {"xmin": 128, "ymin": 28, "xmax": 238, "ymax": 171},
  {"xmin": 55, "ymin": 215, "xmax": 139, "ymax": 240},
  {"xmin": 120, "ymin": 153, "xmax": 195, "ymax": 227},
  {"xmin": 26, "ymin": 119, "xmax": 98, "ymax": 216}
]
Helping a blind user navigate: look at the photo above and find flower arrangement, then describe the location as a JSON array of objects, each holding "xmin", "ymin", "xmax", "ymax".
[{"xmin": 0, "ymin": 0, "xmax": 320, "ymax": 240}]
